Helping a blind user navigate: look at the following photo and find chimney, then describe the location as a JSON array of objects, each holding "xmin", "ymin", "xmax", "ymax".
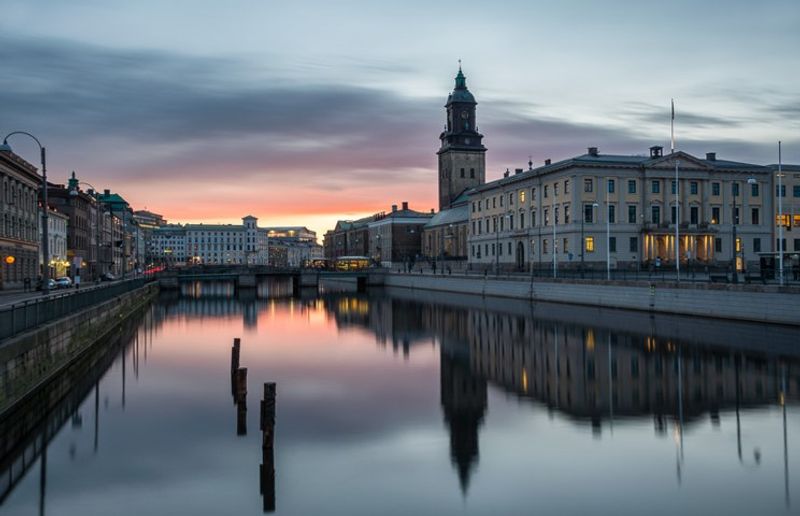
[
  {"xmin": 503, "ymin": 168, "xmax": 510, "ymax": 178},
  {"xmin": 649, "ymin": 146, "xmax": 663, "ymax": 158},
  {"xmin": 515, "ymin": 168, "xmax": 523, "ymax": 175},
  {"xmin": 402, "ymin": 201, "xmax": 408, "ymax": 210},
  {"xmin": 391, "ymin": 204, "xmax": 397, "ymax": 212},
  {"xmin": 706, "ymin": 152, "xmax": 716, "ymax": 161},
  {"xmin": 544, "ymin": 158, "xmax": 551, "ymax": 166},
  {"xmin": 430, "ymin": 208, "xmax": 434, "ymax": 214},
  {"xmin": 104, "ymin": 189, "xmax": 111, "ymax": 195},
  {"xmin": 588, "ymin": 147, "xmax": 598, "ymax": 157}
]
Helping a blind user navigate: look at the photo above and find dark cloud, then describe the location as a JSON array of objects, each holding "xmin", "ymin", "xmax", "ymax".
[{"xmin": 0, "ymin": 34, "xmax": 795, "ymax": 196}]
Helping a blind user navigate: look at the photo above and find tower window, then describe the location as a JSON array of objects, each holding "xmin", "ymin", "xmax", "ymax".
[
  {"xmin": 470, "ymin": 168, "xmax": 475, "ymax": 178},
  {"xmin": 460, "ymin": 168, "xmax": 465, "ymax": 178}
]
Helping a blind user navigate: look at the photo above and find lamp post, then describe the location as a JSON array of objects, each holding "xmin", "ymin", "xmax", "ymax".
[
  {"xmin": 606, "ymin": 191, "xmax": 611, "ymax": 281},
  {"xmin": 580, "ymin": 202, "xmax": 599, "ymax": 278},
  {"xmin": 777, "ymin": 141, "xmax": 785, "ymax": 286},
  {"xmin": 1, "ymin": 132, "xmax": 50, "ymax": 295},
  {"xmin": 731, "ymin": 177, "xmax": 757, "ymax": 284},
  {"xmin": 553, "ymin": 208, "xmax": 558, "ymax": 278}
]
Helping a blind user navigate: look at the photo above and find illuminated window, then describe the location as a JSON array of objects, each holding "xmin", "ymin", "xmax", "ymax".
[
  {"xmin": 777, "ymin": 214, "xmax": 790, "ymax": 227},
  {"xmin": 585, "ymin": 236, "xmax": 595, "ymax": 252},
  {"xmin": 794, "ymin": 215, "xmax": 800, "ymax": 227},
  {"xmin": 519, "ymin": 190, "xmax": 526, "ymax": 203},
  {"xmin": 735, "ymin": 238, "xmax": 742, "ymax": 253}
]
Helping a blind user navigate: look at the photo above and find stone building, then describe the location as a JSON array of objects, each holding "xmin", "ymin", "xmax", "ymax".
[
  {"xmin": 323, "ymin": 216, "xmax": 373, "ymax": 260},
  {"xmin": 48, "ymin": 174, "xmax": 97, "ymax": 280},
  {"xmin": 423, "ymin": 191, "xmax": 470, "ymax": 262},
  {"xmin": 40, "ymin": 207, "xmax": 69, "ymax": 278},
  {"xmin": 437, "ymin": 66, "xmax": 486, "ymax": 211},
  {"xmin": 0, "ymin": 149, "xmax": 40, "ymax": 289},
  {"xmin": 469, "ymin": 146, "xmax": 781, "ymax": 273},
  {"xmin": 367, "ymin": 202, "xmax": 433, "ymax": 268},
  {"xmin": 264, "ymin": 226, "xmax": 322, "ymax": 267},
  {"xmin": 152, "ymin": 216, "xmax": 269, "ymax": 266}
]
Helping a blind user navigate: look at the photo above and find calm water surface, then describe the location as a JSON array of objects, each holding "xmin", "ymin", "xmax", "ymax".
[{"xmin": 2, "ymin": 279, "xmax": 799, "ymax": 516}]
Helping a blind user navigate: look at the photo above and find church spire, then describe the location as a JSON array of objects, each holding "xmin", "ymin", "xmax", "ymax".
[{"xmin": 454, "ymin": 61, "xmax": 467, "ymax": 90}]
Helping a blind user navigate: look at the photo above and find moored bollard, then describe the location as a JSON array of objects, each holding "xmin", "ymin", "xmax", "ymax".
[
  {"xmin": 231, "ymin": 338, "xmax": 241, "ymax": 373},
  {"xmin": 260, "ymin": 382, "xmax": 276, "ymax": 512}
]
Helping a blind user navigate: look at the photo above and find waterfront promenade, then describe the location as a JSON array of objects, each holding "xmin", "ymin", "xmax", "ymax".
[{"xmin": 324, "ymin": 269, "xmax": 800, "ymax": 326}]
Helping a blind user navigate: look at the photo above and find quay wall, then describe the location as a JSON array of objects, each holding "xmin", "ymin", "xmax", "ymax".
[
  {"xmin": 326, "ymin": 273, "xmax": 800, "ymax": 326},
  {"xmin": 0, "ymin": 283, "xmax": 158, "ymax": 418}
]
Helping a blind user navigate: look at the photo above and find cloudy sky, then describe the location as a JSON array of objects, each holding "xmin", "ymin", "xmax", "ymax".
[{"xmin": 2, "ymin": 0, "xmax": 798, "ymax": 238}]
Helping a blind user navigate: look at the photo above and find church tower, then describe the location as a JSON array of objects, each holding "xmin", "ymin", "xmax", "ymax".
[{"xmin": 437, "ymin": 65, "xmax": 486, "ymax": 211}]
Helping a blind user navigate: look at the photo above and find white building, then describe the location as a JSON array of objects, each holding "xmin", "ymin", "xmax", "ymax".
[
  {"xmin": 39, "ymin": 207, "xmax": 69, "ymax": 278},
  {"xmin": 152, "ymin": 216, "xmax": 269, "ymax": 265}
]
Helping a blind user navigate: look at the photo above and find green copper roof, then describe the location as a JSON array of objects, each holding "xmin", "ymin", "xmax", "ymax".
[{"xmin": 448, "ymin": 65, "xmax": 475, "ymax": 104}]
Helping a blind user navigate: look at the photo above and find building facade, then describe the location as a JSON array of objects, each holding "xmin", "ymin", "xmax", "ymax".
[
  {"xmin": 437, "ymin": 66, "xmax": 486, "ymax": 211},
  {"xmin": 0, "ymin": 150, "xmax": 41, "ymax": 289},
  {"xmin": 264, "ymin": 226, "xmax": 322, "ymax": 267},
  {"xmin": 152, "ymin": 216, "xmax": 269, "ymax": 266},
  {"xmin": 368, "ymin": 202, "xmax": 433, "ymax": 268},
  {"xmin": 40, "ymin": 208, "xmax": 69, "ymax": 278},
  {"xmin": 469, "ymin": 146, "xmax": 782, "ymax": 273}
]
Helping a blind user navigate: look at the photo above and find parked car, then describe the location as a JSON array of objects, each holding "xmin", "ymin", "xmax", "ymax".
[
  {"xmin": 55, "ymin": 277, "xmax": 72, "ymax": 289},
  {"xmin": 36, "ymin": 278, "xmax": 57, "ymax": 291}
]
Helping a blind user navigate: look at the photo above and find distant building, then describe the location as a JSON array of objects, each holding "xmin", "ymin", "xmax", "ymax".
[
  {"xmin": 133, "ymin": 209, "xmax": 166, "ymax": 265},
  {"xmin": 423, "ymin": 191, "xmax": 469, "ymax": 262},
  {"xmin": 368, "ymin": 202, "xmax": 433, "ymax": 267},
  {"xmin": 264, "ymin": 226, "xmax": 322, "ymax": 267},
  {"xmin": 323, "ymin": 216, "xmax": 374, "ymax": 260},
  {"xmin": 152, "ymin": 216, "xmax": 269, "ymax": 265},
  {"xmin": 47, "ymin": 173, "xmax": 100, "ymax": 280},
  {"xmin": 0, "ymin": 149, "xmax": 41, "ymax": 289},
  {"xmin": 39, "ymin": 207, "xmax": 69, "ymax": 278}
]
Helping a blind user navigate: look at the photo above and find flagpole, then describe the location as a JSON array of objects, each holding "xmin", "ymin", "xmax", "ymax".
[
  {"xmin": 778, "ymin": 141, "xmax": 784, "ymax": 286},
  {"xmin": 672, "ymin": 99, "xmax": 680, "ymax": 281}
]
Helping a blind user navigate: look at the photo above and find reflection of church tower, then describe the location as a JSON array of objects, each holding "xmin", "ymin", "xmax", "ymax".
[
  {"xmin": 440, "ymin": 350, "xmax": 487, "ymax": 494},
  {"xmin": 437, "ymin": 64, "xmax": 486, "ymax": 211}
]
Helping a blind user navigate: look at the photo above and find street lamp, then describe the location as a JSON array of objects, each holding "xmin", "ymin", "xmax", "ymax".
[
  {"xmin": 606, "ymin": 191, "xmax": 611, "ymax": 281},
  {"xmin": 581, "ymin": 202, "xmax": 599, "ymax": 278},
  {"xmin": 777, "ymin": 141, "xmax": 785, "ymax": 286},
  {"xmin": 0, "ymin": 132, "xmax": 50, "ymax": 295},
  {"xmin": 731, "ymin": 177, "xmax": 757, "ymax": 284}
]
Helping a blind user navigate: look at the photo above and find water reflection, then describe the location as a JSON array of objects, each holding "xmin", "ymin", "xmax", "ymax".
[{"xmin": 1, "ymin": 278, "xmax": 798, "ymax": 515}]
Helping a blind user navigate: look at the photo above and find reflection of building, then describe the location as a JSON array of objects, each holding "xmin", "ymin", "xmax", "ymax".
[
  {"xmin": 440, "ymin": 349, "xmax": 486, "ymax": 493},
  {"xmin": 322, "ymin": 291, "xmax": 799, "ymax": 429},
  {"xmin": 0, "ymin": 149, "xmax": 40, "ymax": 289}
]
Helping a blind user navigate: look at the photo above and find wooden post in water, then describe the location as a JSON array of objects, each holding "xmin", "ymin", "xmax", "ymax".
[
  {"xmin": 260, "ymin": 382, "xmax": 276, "ymax": 512},
  {"xmin": 236, "ymin": 367, "xmax": 248, "ymax": 435},
  {"xmin": 231, "ymin": 338, "xmax": 241, "ymax": 399}
]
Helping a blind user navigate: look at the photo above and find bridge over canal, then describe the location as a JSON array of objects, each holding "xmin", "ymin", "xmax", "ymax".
[{"xmin": 156, "ymin": 266, "xmax": 385, "ymax": 291}]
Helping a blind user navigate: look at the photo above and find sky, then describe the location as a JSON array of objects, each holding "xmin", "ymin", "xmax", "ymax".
[{"xmin": 1, "ymin": 0, "xmax": 799, "ymax": 240}]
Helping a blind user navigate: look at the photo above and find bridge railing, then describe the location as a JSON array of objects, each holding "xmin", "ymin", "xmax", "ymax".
[{"xmin": 0, "ymin": 278, "xmax": 154, "ymax": 341}]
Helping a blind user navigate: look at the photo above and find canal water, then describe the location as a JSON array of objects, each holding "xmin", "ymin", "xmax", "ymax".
[{"xmin": 2, "ymin": 279, "xmax": 799, "ymax": 516}]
